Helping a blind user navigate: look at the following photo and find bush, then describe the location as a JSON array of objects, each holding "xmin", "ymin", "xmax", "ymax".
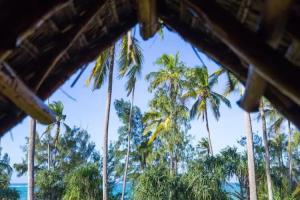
[
  {"xmin": 63, "ymin": 164, "xmax": 102, "ymax": 200},
  {"xmin": 0, "ymin": 188, "xmax": 19, "ymax": 200},
  {"xmin": 35, "ymin": 170, "xmax": 64, "ymax": 200}
]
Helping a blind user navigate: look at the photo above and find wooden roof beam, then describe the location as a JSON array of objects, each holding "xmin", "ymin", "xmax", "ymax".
[
  {"xmin": 238, "ymin": 0, "xmax": 294, "ymax": 112},
  {"xmin": 137, "ymin": 0, "xmax": 158, "ymax": 39},
  {"xmin": 158, "ymin": 13, "xmax": 300, "ymax": 128},
  {"xmin": 184, "ymin": 0, "xmax": 300, "ymax": 108},
  {"xmin": 0, "ymin": 63, "xmax": 55, "ymax": 124}
]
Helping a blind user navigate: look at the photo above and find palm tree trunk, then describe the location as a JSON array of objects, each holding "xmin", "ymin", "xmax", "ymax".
[
  {"xmin": 102, "ymin": 46, "xmax": 115, "ymax": 200},
  {"xmin": 204, "ymin": 108, "xmax": 213, "ymax": 156},
  {"xmin": 245, "ymin": 112, "xmax": 257, "ymax": 200},
  {"xmin": 28, "ymin": 118, "xmax": 36, "ymax": 200},
  {"xmin": 47, "ymin": 141, "xmax": 50, "ymax": 170},
  {"xmin": 53, "ymin": 121, "xmax": 60, "ymax": 168},
  {"xmin": 287, "ymin": 120, "xmax": 293, "ymax": 190},
  {"xmin": 121, "ymin": 85, "xmax": 135, "ymax": 200},
  {"xmin": 259, "ymin": 102, "xmax": 273, "ymax": 200}
]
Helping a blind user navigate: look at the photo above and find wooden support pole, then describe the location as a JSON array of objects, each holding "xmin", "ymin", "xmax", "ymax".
[
  {"xmin": 158, "ymin": 12, "xmax": 300, "ymax": 129},
  {"xmin": 137, "ymin": 0, "xmax": 158, "ymax": 39},
  {"xmin": 184, "ymin": 0, "xmax": 300, "ymax": 108},
  {"xmin": 238, "ymin": 0, "xmax": 294, "ymax": 112},
  {"xmin": 0, "ymin": 63, "xmax": 55, "ymax": 124}
]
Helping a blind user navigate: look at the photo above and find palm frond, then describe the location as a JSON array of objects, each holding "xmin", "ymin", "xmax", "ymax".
[
  {"xmin": 86, "ymin": 48, "xmax": 111, "ymax": 90},
  {"xmin": 211, "ymin": 92, "xmax": 231, "ymax": 108},
  {"xmin": 208, "ymin": 95, "xmax": 221, "ymax": 120},
  {"xmin": 190, "ymin": 98, "xmax": 201, "ymax": 120},
  {"xmin": 148, "ymin": 117, "xmax": 171, "ymax": 145}
]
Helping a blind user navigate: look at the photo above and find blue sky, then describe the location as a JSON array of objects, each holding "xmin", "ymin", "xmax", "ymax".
[{"xmin": 1, "ymin": 28, "xmax": 261, "ymax": 183}]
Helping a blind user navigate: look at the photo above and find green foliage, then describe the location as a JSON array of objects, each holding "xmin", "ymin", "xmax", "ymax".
[
  {"xmin": 35, "ymin": 170, "xmax": 64, "ymax": 200},
  {"xmin": 133, "ymin": 166, "xmax": 175, "ymax": 200},
  {"xmin": 15, "ymin": 126, "xmax": 100, "ymax": 200},
  {"xmin": 0, "ymin": 188, "xmax": 19, "ymax": 200},
  {"xmin": 112, "ymin": 99, "xmax": 148, "ymax": 180},
  {"xmin": 63, "ymin": 164, "xmax": 102, "ymax": 200},
  {"xmin": 182, "ymin": 159, "xmax": 229, "ymax": 200},
  {"xmin": 0, "ymin": 148, "xmax": 19, "ymax": 200}
]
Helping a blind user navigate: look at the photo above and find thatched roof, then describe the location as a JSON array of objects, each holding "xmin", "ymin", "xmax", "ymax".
[{"xmin": 0, "ymin": 0, "xmax": 300, "ymax": 136}]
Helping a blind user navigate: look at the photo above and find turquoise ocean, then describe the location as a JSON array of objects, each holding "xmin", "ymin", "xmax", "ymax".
[{"xmin": 10, "ymin": 183, "xmax": 240, "ymax": 200}]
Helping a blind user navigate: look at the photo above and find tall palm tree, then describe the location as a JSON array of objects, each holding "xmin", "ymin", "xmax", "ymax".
[
  {"xmin": 259, "ymin": 100, "xmax": 273, "ymax": 200},
  {"xmin": 145, "ymin": 53, "xmax": 188, "ymax": 175},
  {"xmin": 183, "ymin": 66, "xmax": 231, "ymax": 155},
  {"xmin": 221, "ymin": 70, "xmax": 258, "ymax": 199},
  {"xmin": 145, "ymin": 53, "xmax": 186, "ymax": 141},
  {"xmin": 118, "ymin": 30, "xmax": 143, "ymax": 200},
  {"xmin": 244, "ymin": 111, "xmax": 257, "ymax": 200},
  {"xmin": 43, "ymin": 101, "xmax": 66, "ymax": 169},
  {"xmin": 28, "ymin": 118, "xmax": 36, "ymax": 200},
  {"xmin": 86, "ymin": 45, "xmax": 115, "ymax": 200},
  {"xmin": 143, "ymin": 89, "xmax": 189, "ymax": 175},
  {"xmin": 264, "ymin": 104, "xmax": 294, "ymax": 190}
]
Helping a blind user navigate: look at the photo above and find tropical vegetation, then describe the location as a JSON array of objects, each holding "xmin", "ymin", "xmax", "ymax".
[{"xmin": 1, "ymin": 48, "xmax": 300, "ymax": 200}]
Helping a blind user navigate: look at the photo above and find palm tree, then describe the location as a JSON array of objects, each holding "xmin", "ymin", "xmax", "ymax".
[
  {"xmin": 244, "ymin": 111, "xmax": 257, "ymax": 200},
  {"xmin": 118, "ymin": 30, "xmax": 143, "ymax": 200},
  {"xmin": 87, "ymin": 28, "xmax": 143, "ymax": 199},
  {"xmin": 258, "ymin": 100, "xmax": 273, "ymax": 200},
  {"xmin": 145, "ymin": 54, "xmax": 188, "ymax": 175},
  {"xmin": 43, "ymin": 101, "xmax": 66, "ymax": 169},
  {"xmin": 264, "ymin": 104, "xmax": 294, "ymax": 190},
  {"xmin": 146, "ymin": 53, "xmax": 186, "ymax": 99},
  {"xmin": 145, "ymin": 53, "xmax": 186, "ymax": 144},
  {"xmin": 86, "ymin": 45, "xmax": 115, "ymax": 200},
  {"xmin": 221, "ymin": 70, "xmax": 258, "ymax": 199},
  {"xmin": 183, "ymin": 66, "xmax": 231, "ymax": 155},
  {"xmin": 28, "ymin": 118, "xmax": 36, "ymax": 200}
]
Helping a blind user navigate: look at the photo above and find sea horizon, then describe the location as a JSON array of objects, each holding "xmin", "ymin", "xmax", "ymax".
[{"xmin": 10, "ymin": 182, "xmax": 240, "ymax": 200}]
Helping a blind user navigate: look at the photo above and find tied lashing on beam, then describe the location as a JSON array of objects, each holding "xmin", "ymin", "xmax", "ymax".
[{"xmin": 0, "ymin": 62, "xmax": 55, "ymax": 124}]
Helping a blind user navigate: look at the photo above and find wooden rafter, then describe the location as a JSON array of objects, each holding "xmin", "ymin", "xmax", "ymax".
[
  {"xmin": 137, "ymin": 0, "xmax": 158, "ymax": 39},
  {"xmin": 184, "ymin": 0, "xmax": 300, "ymax": 108},
  {"xmin": 0, "ymin": 62, "xmax": 55, "ymax": 124},
  {"xmin": 35, "ymin": 2, "xmax": 105, "ymax": 91}
]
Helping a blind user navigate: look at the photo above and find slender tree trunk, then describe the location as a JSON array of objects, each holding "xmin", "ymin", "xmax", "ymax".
[
  {"xmin": 53, "ymin": 121, "xmax": 60, "ymax": 168},
  {"xmin": 121, "ymin": 86, "xmax": 135, "ymax": 200},
  {"xmin": 47, "ymin": 141, "xmax": 50, "ymax": 170},
  {"xmin": 204, "ymin": 108, "xmax": 213, "ymax": 156},
  {"xmin": 54, "ymin": 121, "xmax": 60, "ymax": 145},
  {"xmin": 245, "ymin": 112, "xmax": 257, "ymax": 200},
  {"xmin": 287, "ymin": 121, "xmax": 293, "ymax": 190},
  {"xmin": 102, "ymin": 46, "xmax": 115, "ymax": 200},
  {"xmin": 28, "ymin": 118, "xmax": 36, "ymax": 200},
  {"xmin": 259, "ymin": 101, "xmax": 273, "ymax": 200}
]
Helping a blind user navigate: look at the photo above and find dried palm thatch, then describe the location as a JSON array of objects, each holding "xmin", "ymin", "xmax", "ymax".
[{"xmin": 0, "ymin": 0, "xmax": 300, "ymax": 136}]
